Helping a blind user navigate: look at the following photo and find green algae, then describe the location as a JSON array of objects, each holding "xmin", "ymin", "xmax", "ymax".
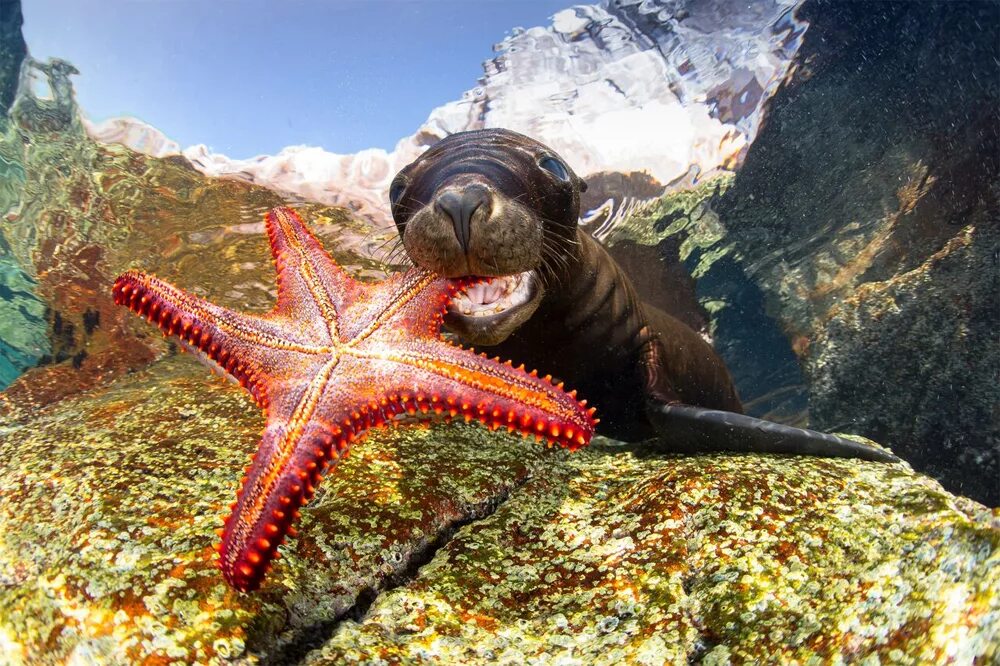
[
  {"xmin": 1, "ymin": 350, "xmax": 997, "ymax": 664},
  {"xmin": 307, "ymin": 446, "xmax": 999, "ymax": 665},
  {"xmin": 0, "ymin": 354, "xmax": 556, "ymax": 664},
  {"xmin": 602, "ymin": 174, "xmax": 732, "ymax": 257}
]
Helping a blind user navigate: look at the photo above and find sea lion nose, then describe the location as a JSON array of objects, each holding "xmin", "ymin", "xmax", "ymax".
[{"xmin": 435, "ymin": 186, "xmax": 489, "ymax": 254}]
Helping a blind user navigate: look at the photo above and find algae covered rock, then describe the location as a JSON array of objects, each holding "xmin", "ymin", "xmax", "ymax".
[
  {"xmin": 1, "ymin": 353, "xmax": 997, "ymax": 663},
  {"xmin": 710, "ymin": 1, "xmax": 1000, "ymax": 504},
  {"xmin": 305, "ymin": 445, "xmax": 999, "ymax": 664},
  {"xmin": 0, "ymin": 355, "xmax": 555, "ymax": 664}
]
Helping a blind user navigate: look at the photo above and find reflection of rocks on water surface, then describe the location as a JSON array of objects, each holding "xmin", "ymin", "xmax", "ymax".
[{"xmin": 0, "ymin": 59, "xmax": 373, "ymax": 412}]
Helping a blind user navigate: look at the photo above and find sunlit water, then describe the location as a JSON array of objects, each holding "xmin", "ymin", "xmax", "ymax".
[
  {"xmin": 0, "ymin": 1, "xmax": 997, "ymax": 657},
  {"xmin": 2, "ymin": 0, "xmax": 997, "ymax": 503}
]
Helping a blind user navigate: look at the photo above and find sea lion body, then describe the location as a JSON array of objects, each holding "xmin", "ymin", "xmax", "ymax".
[
  {"xmin": 389, "ymin": 129, "xmax": 898, "ymax": 462},
  {"xmin": 482, "ymin": 228, "xmax": 741, "ymax": 442}
]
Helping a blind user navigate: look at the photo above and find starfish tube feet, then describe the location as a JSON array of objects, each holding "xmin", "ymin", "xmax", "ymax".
[{"xmin": 219, "ymin": 422, "xmax": 341, "ymax": 591}]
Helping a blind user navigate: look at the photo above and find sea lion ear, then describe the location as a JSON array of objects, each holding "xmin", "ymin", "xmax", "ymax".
[{"xmin": 579, "ymin": 179, "xmax": 588, "ymax": 193}]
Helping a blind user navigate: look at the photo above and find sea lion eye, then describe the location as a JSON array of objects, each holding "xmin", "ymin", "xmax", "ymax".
[
  {"xmin": 389, "ymin": 178, "xmax": 406, "ymax": 206},
  {"xmin": 539, "ymin": 156, "xmax": 570, "ymax": 182}
]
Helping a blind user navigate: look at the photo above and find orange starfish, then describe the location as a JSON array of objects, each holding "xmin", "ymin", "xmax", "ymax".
[{"xmin": 112, "ymin": 207, "xmax": 595, "ymax": 592}]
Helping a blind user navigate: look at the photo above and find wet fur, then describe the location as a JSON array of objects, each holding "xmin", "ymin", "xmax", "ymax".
[{"xmin": 389, "ymin": 129, "xmax": 900, "ymax": 462}]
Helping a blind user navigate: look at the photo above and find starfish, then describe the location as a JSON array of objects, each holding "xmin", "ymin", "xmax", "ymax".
[{"xmin": 112, "ymin": 207, "xmax": 595, "ymax": 592}]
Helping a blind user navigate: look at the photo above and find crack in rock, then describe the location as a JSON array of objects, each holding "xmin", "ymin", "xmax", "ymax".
[{"xmin": 261, "ymin": 473, "xmax": 534, "ymax": 666}]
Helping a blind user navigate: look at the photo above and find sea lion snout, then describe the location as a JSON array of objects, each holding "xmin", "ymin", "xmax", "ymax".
[
  {"xmin": 399, "ymin": 175, "xmax": 543, "ymax": 278},
  {"xmin": 391, "ymin": 128, "xmax": 584, "ymax": 345},
  {"xmin": 391, "ymin": 129, "xmax": 582, "ymax": 279},
  {"xmin": 433, "ymin": 184, "xmax": 491, "ymax": 255}
]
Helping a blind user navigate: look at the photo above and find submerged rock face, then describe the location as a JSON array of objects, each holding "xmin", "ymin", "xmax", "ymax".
[
  {"xmin": 0, "ymin": 355, "xmax": 997, "ymax": 664},
  {"xmin": 1, "ymin": 2, "xmax": 997, "ymax": 662},
  {"xmin": 309, "ymin": 451, "xmax": 999, "ymax": 665},
  {"xmin": 0, "ymin": 356, "xmax": 557, "ymax": 664},
  {"xmin": 711, "ymin": 0, "xmax": 1000, "ymax": 504}
]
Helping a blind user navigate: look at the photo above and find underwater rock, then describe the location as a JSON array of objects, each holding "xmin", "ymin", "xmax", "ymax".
[
  {"xmin": 0, "ymin": 355, "xmax": 557, "ymax": 664},
  {"xmin": 306, "ymin": 446, "xmax": 999, "ymax": 664},
  {"xmin": 711, "ymin": 0, "xmax": 1000, "ymax": 504},
  {"xmin": 0, "ymin": 1, "xmax": 47, "ymax": 387},
  {"xmin": 1, "ymin": 354, "xmax": 997, "ymax": 663},
  {"xmin": 587, "ymin": 176, "xmax": 815, "ymax": 425},
  {"xmin": 810, "ymin": 225, "xmax": 999, "ymax": 508}
]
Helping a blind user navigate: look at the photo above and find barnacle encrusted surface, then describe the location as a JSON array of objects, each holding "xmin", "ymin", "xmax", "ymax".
[{"xmin": 1, "ymin": 355, "xmax": 997, "ymax": 664}]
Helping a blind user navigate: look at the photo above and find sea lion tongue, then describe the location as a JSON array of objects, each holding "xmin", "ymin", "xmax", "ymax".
[{"xmin": 444, "ymin": 270, "xmax": 543, "ymax": 346}]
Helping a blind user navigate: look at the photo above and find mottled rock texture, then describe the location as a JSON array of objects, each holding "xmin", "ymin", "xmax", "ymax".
[
  {"xmin": 712, "ymin": 0, "xmax": 999, "ymax": 504},
  {"xmin": 1, "ymin": 355, "xmax": 997, "ymax": 664},
  {"xmin": 1, "ymin": 2, "xmax": 997, "ymax": 662},
  {"xmin": 308, "ymin": 448, "xmax": 999, "ymax": 665},
  {"xmin": 0, "ymin": 356, "xmax": 555, "ymax": 664}
]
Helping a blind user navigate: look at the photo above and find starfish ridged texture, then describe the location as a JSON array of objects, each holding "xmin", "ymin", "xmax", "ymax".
[{"xmin": 112, "ymin": 207, "xmax": 595, "ymax": 592}]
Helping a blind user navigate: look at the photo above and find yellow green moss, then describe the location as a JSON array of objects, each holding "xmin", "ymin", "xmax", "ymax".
[
  {"xmin": 308, "ymin": 444, "xmax": 999, "ymax": 664},
  {"xmin": 0, "ymin": 354, "xmax": 555, "ymax": 664}
]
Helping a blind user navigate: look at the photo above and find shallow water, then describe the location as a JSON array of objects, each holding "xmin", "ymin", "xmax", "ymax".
[{"xmin": 0, "ymin": 0, "xmax": 997, "ymax": 662}]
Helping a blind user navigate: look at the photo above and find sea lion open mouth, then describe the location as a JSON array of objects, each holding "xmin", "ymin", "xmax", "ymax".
[{"xmin": 445, "ymin": 270, "xmax": 543, "ymax": 346}]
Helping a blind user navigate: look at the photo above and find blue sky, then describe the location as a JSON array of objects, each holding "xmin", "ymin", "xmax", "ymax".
[{"xmin": 22, "ymin": 0, "xmax": 571, "ymax": 157}]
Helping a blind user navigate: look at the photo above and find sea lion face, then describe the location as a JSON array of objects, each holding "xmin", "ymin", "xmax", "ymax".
[{"xmin": 390, "ymin": 128, "xmax": 586, "ymax": 345}]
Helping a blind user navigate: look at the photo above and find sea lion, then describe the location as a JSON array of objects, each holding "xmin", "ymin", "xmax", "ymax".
[{"xmin": 388, "ymin": 128, "xmax": 898, "ymax": 462}]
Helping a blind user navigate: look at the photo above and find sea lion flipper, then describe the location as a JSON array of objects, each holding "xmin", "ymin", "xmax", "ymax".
[{"xmin": 645, "ymin": 400, "xmax": 901, "ymax": 463}]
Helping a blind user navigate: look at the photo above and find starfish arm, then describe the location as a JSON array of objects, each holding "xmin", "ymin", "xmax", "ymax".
[
  {"xmin": 219, "ymin": 364, "xmax": 372, "ymax": 592},
  {"xmin": 340, "ymin": 269, "xmax": 480, "ymax": 343},
  {"xmin": 218, "ymin": 345, "xmax": 596, "ymax": 591},
  {"xmin": 265, "ymin": 207, "xmax": 361, "ymax": 339},
  {"xmin": 113, "ymin": 270, "xmax": 326, "ymax": 406},
  {"xmin": 114, "ymin": 210, "xmax": 599, "ymax": 594},
  {"xmin": 218, "ymin": 414, "xmax": 343, "ymax": 592},
  {"xmin": 347, "ymin": 343, "xmax": 597, "ymax": 449}
]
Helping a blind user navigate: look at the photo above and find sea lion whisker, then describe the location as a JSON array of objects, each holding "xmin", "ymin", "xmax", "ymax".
[
  {"xmin": 385, "ymin": 247, "xmax": 413, "ymax": 270},
  {"xmin": 371, "ymin": 234, "xmax": 402, "ymax": 259},
  {"xmin": 507, "ymin": 190, "xmax": 531, "ymax": 205},
  {"xmin": 540, "ymin": 234, "xmax": 572, "ymax": 285},
  {"xmin": 376, "ymin": 238, "xmax": 413, "ymax": 271},
  {"xmin": 364, "ymin": 230, "xmax": 409, "ymax": 273},
  {"xmin": 371, "ymin": 236, "xmax": 401, "ymax": 264}
]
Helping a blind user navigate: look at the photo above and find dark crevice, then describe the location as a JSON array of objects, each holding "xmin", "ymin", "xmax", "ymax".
[
  {"xmin": 677, "ymin": 510, "xmax": 722, "ymax": 664},
  {"xmin": 261, "ymin": 474, "xmax": 534, "ymax": 666},
  {"xmin": 686, "ymin": 635, "xmax": 721, "ymax": 665}
]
